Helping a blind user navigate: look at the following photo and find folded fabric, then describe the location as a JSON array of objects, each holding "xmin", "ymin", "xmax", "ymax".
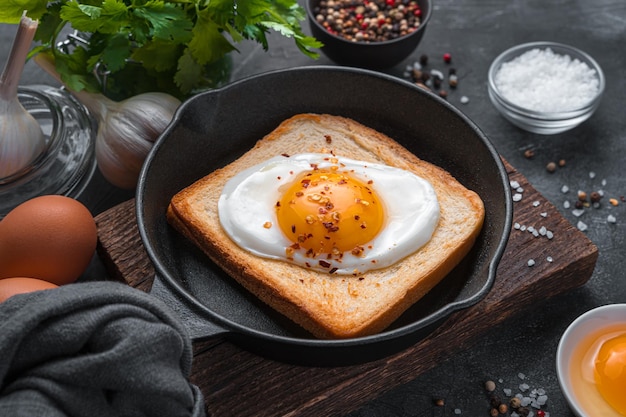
[{"xmin": 0, "ymin": 280, "xmax": 206, "ymax": 417}]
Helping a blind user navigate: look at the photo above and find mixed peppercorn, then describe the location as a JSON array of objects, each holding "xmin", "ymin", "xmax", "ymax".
[{"xmin": 312, "ymin": 0, "xmax": 423, "ymax": 43}]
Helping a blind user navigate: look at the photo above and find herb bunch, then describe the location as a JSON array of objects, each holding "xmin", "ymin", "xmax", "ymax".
[{"xmin": 1, "ymin": 0, "xmax": 322, "ymax": 100}]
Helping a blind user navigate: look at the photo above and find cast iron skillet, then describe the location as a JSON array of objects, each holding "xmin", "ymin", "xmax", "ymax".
[{"xmin": 136, "ymin": 66, "xmax": 512, "ymax": 367}]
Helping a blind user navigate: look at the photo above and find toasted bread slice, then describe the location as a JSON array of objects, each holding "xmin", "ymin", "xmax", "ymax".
[{"xmin": 167, "ymin": 114, "xmax": 485, "ymax": 339}]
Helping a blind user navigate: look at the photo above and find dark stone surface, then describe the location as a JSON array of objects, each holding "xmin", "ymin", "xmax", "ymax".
[{"xmin": 2, "ymin": 0, "xmax": 624, "ymax": 414}]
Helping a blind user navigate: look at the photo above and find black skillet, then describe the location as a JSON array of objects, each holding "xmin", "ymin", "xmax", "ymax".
[{"xmin": 136, "ymin": 66, "xmax": 512, "ymax": 367}]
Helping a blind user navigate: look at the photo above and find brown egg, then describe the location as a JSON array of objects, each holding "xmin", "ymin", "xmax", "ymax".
[
  {"xmin": 0, "ymin": 195, "xmax": 98, "ymax": 285},
  {"xmin": 0, "ymin": 277, "xmax": 58, "ymax": 303}
]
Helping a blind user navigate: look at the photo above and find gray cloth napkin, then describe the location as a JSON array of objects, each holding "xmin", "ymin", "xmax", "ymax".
[{"xmin": 0, "ymin": 281, "xmax": 206, "ymax": 417}]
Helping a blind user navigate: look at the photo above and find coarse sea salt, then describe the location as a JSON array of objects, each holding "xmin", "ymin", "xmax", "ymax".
[{"xmin": 494, "ymin": 48, "xmax": 599, "ymax": 113}]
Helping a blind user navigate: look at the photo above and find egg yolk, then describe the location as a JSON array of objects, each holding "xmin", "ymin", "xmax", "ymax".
[
  {"xmin": 276, "ymin": 170, "xmax": 384, "ymax": 257},
  {"xmin": 594, "ymin": 333, "xmax": 626, "ymax": 415}
]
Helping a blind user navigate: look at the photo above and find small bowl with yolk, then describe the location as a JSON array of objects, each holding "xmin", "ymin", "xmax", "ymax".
[{"xmin": 557, "ymin": 304, "xmax": 626, "ymax": 417}]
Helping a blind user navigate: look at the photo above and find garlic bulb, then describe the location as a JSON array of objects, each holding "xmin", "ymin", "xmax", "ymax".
[
  {"xmin": 78, "ymin": 91, "xmax": 180, "ymax": 189},
  {"xmin": 0, "ymin": 14, "xmax": 45, "ymax": 179},
  {"xmin": 34, "ymin": 53, "xmax": 180, "ymax": 189}
]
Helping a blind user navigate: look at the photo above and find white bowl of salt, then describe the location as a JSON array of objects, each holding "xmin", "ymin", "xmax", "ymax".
[{"xmin": 488, "ymin": 41, "xmax": 605, "ymax": 135}]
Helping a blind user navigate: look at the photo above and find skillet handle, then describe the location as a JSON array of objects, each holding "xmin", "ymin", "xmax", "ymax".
[{"xmin": 150, "ymin": 273, "xmax": 230, "ymax": 340}]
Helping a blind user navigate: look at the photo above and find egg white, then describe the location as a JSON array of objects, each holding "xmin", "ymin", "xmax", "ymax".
[{"xmin": 218, "ymin": 153, "xmax": 440, "ymax": 274}]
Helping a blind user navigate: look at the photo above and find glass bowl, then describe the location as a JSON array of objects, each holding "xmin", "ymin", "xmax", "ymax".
[
  {"xmin": 0, "ymin": 85, "xmax": 96, "ymax": 218},
  {"xmin": 487, "ymin": 41, "xmax": 605, "ymax": 135},
  {"xmin": 556, "ymin": 304, "xmax": 626, "ymax": 417}
]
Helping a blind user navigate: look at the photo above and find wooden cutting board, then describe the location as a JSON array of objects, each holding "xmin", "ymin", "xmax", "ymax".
[{"xmin": 95, "ymin": 160, "xmax": 598, "ymax": 417}]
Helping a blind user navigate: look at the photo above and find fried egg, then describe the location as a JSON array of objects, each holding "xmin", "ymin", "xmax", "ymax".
[{"xmin": 218, "ymin": 153, "xmax": 440, "ymax": 274}]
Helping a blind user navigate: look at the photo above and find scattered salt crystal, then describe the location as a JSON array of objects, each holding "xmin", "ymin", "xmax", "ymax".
[
  {"xmin": 521, "ymin": 396, "xmax": 531, "ymax": 406},
  {"xmin": 518, "ymin": 373, "xmax": 526, "ymax": 380},
  {"xmin": 511, "ymin": 413, "xmax": 520, "ymax": 417},
  {"xmin": 514, "ymin": 222, "xmax": 521, "ymax": 229},
  {"xmin": 520, "ymin": 225, "xmax": 527, "ymax": 231},
  {"xmin": 527, "ymin": 259, "xmax": 535, "ymax": 267},
  {"xmin": 537, "ymin": 395, "xmax": 548, "ymax": 405},
  {"xmin": 577, "ymin": 221, "xmax": 588, "ymax": 231},
  {"xmin": 572, "ymin": 209, "xmax": 585, "ymax": 217},
  {"xmin": 589, "ymin": 171, "xmax": 596, "ymax": 179},
  {"xmin": 513, "ymin": 193, "xmax": 523, "ymax": 202},
  {"xmin": 460, "ymin": 95, "xmax": 470, "ymax": 104},
  {"xmin": 540, "ymin": 212, "xmax": 547, "ymax": 217},
  {"xmin": 503, "ymin": 388, "xmax": 512, "ymax": 396},
  {"xmin": 547, "ymin": 256, "xmax": 553, "ymax": 262},
  {"xmin": 454, "ymin": 408, "xmax": 462, "ymax": 415},
  {"xmin": 602, "ymin": 179, "xmax": 607, "ymax": 186},
  {"xmin": 539, "ymin": 226, "xmax": 547, "ymax": 235},
  {"xmin": 510, "ymin": 180, "xmax": 520, "ymax": 189},
  {"xmin": 608, "ymin": 214, "xmax": 617, "ymax": 223},
  {"xmin": 564, "ymin": 201, "xmax": 571, "ymax": 209},
  {"xmin": 517, "ymin": 187, "xmax": 524, "ymax": 193},
  {"xmin": 546, "ymin": 230, "xmax": 554, "ymax": 239},
  {"xmin": 561, "ymin": 185, "xmax": 569, "ymax": 193},
  {"xmin": 532, "ymin": 200, "xmax": 540, "ymax": 207},
  {"xmin": 527, "ymin": 226, "xmax": 535, "ymax": 233},
  {"xmin": 493, "ymin": 47, "xmax": 600, "ymax": 112}
]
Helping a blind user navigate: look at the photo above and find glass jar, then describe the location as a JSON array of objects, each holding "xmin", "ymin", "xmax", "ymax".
[{"xmin": 0, "ymin": 85, "xmax": 96, "ymax": 218}]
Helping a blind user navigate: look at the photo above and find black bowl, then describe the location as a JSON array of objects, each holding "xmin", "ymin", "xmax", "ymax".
[
  {"xmin": 306, "ymin": 0, "xmax": 432, "ymax": 69},
  {"xmin": 137, "ymin": 66, "xmax": 511, "ymax": 366}
]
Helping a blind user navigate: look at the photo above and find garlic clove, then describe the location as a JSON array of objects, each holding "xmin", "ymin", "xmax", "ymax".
[
  {"xmin": 0, "ymin": 98, "xmax": 45, "ymax": 178},
  {"xmin": 0, "ymin": 14, "xmax": 45, "ymax": 180}
]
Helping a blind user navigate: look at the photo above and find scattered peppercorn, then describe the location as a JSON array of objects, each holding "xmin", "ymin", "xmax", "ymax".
[
  {"xmin": 509, "ymin": 396, "xmax": 521, "ymax": 409},
  {"xmin": 590, "ymin": 191, "xmax": 602, "ymax": 203},
  {"xmin": 419, "ymin": 54, "xmax": 428, "ymax": 66},
  {"xmin": 558, "ymin": 159, "xmax": 566, "ymax": 167},
  {"xmin": 484, "ymin": 380, "xmax": 496, "ymax": 392},
  {"xmin": 489, "ymin": 395, "xmax": 501, "ymax": 408},
  {"xmin": 438, "ymin": 89, "xmax": 448, "ymax": 99},
  {"xmin": 449, "ymin": 74, "xmax": 458, "ymax": 88},
  {"xmin": 443, "ymin": 52, "xmax": 452, "ymax": 63},
  {"xmin": 517, "ymin": 407, "xmax": 530, "ymax": 417},
  {"xmin": 546, "ymin": 161, "xmax": 557, "ymax": 172},
  {"xmin": 498, "ymin": 403, "xmax": 508, "ymax": 414},
  {"xmin": 490, "ymin": 408, "xmax": 499, "ymax": 417},
  {"xmin": 523, "ymin": 149, "xmax": 535, "ymax": 159},
  {"xmin": 610, "ymin": 198, "xmax": 619, "ymax": 206},
  {"xmin": 578, "ymin": 190, "xmax": 587, "ymax": 201},
  {"xmin": 433, "ymin": 398, "xmax": 445, "ymax": 406}
]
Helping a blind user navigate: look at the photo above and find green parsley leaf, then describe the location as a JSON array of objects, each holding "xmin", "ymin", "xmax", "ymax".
[
  {"xmin": 132, "ymin": 1, "xmax": 192, "ymax": 43},
  {"xmin": 0, "ymin": 0, "xmax": 48, "ymax": 23},
  {"xmin": 189, "ymin": 8, "xmax": 236, "ymax": 65}
]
